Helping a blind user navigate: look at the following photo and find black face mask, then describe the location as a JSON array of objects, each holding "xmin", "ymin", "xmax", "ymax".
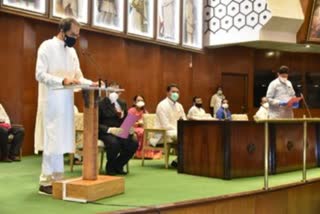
[
  {"xmin": 195, "ymin": 103, "xmax": 202, "ymax": 108},
  {"xmin": 64, "ymin": 35, "xmax": 76, "ymax": 47}
]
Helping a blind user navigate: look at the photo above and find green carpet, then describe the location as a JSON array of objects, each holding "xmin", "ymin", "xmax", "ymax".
[{"xmin": 1, "ymin": 156, "xmax": 320, "ymax": 214}]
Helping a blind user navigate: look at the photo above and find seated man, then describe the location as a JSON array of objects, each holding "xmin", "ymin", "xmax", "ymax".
[
  {"xmin": 98, "ymin": 82, "xmax": 138, "ymax": 175},
  {"xmin": 0, "ymin": 104, "xmax": 24, "ymax": 162},
  {"xmin": 187, "ymin": 96, "xmax": 213, "ymax": 120},
  {"xmin": 254, "ymin": 97, "xmax": 269, "ymax": 120},
  {"xmin": 154, "ymin": 84, "xmax": 187, "ymax": 167},
  {"xmin": 216, "ymin": 99, "xmax": 232, "ymax": 121}
]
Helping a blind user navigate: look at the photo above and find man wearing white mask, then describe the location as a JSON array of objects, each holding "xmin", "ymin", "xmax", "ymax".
[
  {"xmin": 266, "ymin": 66, "xmax": 299, "ymax": 119},
  {"xmin": 98, "ymin": 82, "xmax": 138, "ymax": 175},
  {"xmin": 35, "ymin": 18, "xmax": 98, "ymax": 195},
  {"xmin": 254, "ymin": 97, "xmax": 269, "ymax": 120},
  {"xmin": 210, "ymin": 86, "xmax": 225, "ymax": 117}
]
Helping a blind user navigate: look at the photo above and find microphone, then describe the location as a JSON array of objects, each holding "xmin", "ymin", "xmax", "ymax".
[{"xmin": 300, "ymin": 93, "xmax": 312, "ymax": 118}]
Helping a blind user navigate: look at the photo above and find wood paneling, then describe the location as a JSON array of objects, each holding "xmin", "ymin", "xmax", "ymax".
[
  {"xmin": 107, "ymin": 179, "xmax": 320, "ymax": 214},
  {"xmin": 1, "ymin": 11, "xmax": 320, "ymax": 155},
  {"xmin": 178, "ymin": 121, "xmax": 318, "ymax": 179}
]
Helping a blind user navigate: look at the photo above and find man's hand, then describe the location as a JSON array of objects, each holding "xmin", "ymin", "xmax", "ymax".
[
  {"xmin": 129, "ymin": 127, "xmax": 135, "ymax": 135},
  {"xmin": 292, "ymin": 102, "xmax": 299, "ymax": 109},
  {"xmin": 279, "ymin": 101, "xmax": 288, "ymax": 107},
  {"xmin": 63, "ymin": 78, "xmax": 80, "ymax": 86},
  {"xmin": 108, "ymin": 127, "xmax": 123, "ymax": 136}
]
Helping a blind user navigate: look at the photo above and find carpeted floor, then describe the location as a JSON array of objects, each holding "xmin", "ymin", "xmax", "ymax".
[{"xmin": 1, "ymin": 155, "xmax": 320, "ymax": 214}]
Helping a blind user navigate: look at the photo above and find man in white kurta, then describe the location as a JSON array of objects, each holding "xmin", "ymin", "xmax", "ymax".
[
  {"xmin": 187, "ymin": 97, "xmax": 213, "ymax": 120},
  {"xmin": 150, "ymin": 84, "xmax": 186, "ymax": 148},
  {"xmin": 35, "ymin": 18, "xmax": 94, "ymax": 195},
  {"xmin": 254, "ymin": 97, "xmax": 269, "ymax": 120},
  {"xmin": 266, "ymin": 66, "xmax": 297, "ymax": 119},
  {"xmin": 210, "ymin": 86, "xmax": 225, "ymax": 117}
]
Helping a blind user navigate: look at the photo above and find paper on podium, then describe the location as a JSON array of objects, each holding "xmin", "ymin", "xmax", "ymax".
[
  {"xmin": 117, "ymin": 113, "xmax": 140, "ymax": 139},
  {"xmin": 287, "ymin": 97, "xmax": 303, "ymax": 107}
]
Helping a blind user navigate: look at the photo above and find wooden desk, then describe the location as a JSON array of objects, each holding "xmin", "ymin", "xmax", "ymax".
[{"xmin": 177, "ymin": 121, "xmax": 320, "ymax": 179}]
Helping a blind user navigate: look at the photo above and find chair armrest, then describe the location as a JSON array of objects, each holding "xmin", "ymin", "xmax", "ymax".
[
  {"xmin": 11, "ymin": 124, "xmax": 23, "ymax": 128},
  {"xmin": 144, "ymin": 128, "xmax": 167, "ymax": 132}
]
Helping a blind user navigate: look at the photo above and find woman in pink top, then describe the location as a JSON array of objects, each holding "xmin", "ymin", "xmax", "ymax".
[{"xmin": 128, "ymin": 95, "xmax": 162, "ymax": 159}]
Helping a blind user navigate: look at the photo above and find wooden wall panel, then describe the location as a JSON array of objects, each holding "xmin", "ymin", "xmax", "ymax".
[{"xmin": 1, "ymin": 11, "xmax": 320, "ymax": 155}]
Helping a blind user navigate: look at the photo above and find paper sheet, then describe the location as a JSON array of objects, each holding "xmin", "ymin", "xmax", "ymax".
[
  {"xmin": 117, "ymin": 113, "xmax": 140, "ymax": 139},
  {"xmin": 287, "ymin": 97, "xmax": 303, "ymax": 107}
]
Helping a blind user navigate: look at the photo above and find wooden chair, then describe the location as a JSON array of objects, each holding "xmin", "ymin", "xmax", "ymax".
[
  {"xmin": 141, "ymin": 114, "xmax": 175, "ymax": 169},
  {"xmin": 231, "ymin": 114, "xmax": 249, "ymax": 121}
]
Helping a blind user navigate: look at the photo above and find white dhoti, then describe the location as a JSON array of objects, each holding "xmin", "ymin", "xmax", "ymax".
[{"xmin": 39, "ymin": 154, "xmax": 64, "ymax": 186}]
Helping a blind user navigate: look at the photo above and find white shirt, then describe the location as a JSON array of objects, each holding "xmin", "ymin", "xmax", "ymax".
[
  {"xmin": 0, "ymin": 104, "xmax": 10, "ymax": 124},
  {"xmin": 266, "ymin": 78, "xmax": 295, "ymax": 119},
  {"xmin": 210, "ymin": 93, "xmax": 225, "ymax": 117},
  {"xmin": 254, "ymin": 106, "xmax": 269, "ymax": 120},
  {"xmin": 155, "ymin": 97, "xmax": 186, "ymax": 131},
  {"xmin": 34, "ymin": 36, "xmax": 92, "ymax": 155},
  {"xmin": 187, "ymin": 106, "xmax": 212, "ymax": 120}
]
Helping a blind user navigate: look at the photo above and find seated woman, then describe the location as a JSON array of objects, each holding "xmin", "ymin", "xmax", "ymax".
[
  {"xmin": 128, "ymin": 95, "xmax": 162, "ymax": 159},
  {"xmin": 216, "ymin": 99, "xmax": 232, "ymax": 121}
]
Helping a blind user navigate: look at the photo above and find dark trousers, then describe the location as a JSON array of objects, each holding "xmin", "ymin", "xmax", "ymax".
[
  {"xmin": 0, "ymin": 126, "xmax": 25, "ymax": 159},
  {"xmin": 99, "ymin": 133, "xmax": 138, "ymax": 172}
]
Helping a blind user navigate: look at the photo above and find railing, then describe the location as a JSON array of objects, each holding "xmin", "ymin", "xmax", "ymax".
[{"xmin": 255, "ymin": 116, "xmax": 320, "ymax": 190}]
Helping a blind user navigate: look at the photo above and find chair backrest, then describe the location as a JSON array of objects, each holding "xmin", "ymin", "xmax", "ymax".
[
  {"xmin": 74, "ymin": 112, "xmax": 84, "ymax": 131},
  {"xmin": 143, "ymin": 114, "xmax": 156, "ymax": 129},
  {"xmin": 231, "ymin": 114, "xmax": 249, "ymax": 121}
]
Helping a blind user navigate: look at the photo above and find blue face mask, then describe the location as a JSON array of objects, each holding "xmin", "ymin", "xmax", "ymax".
[{"xmin": 171, "ymin": 92, "xmax": 179, "ymax": 102}]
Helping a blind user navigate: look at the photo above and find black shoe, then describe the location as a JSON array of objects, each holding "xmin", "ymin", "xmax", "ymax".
[
  {"xmin": 115, "ymin": 169, "xmax": 128, "ymax": 175},
  {"xmin": 9, "ymin": 156, "xmax": 21, "ymax": 162},
  {"xmin": 171, "ymin": 160, "xmax": 178, "ymax": 168},
  {"xmin": 106, "ymin": 170, "xmax": 117, "ymax": 176},
  {"xmin": 0, "ymin": 158, "xmax": 12, "ymax": 163},
  {"xmin": 38, "ymin": 185, "xmax": 52, "ymax": 195}
]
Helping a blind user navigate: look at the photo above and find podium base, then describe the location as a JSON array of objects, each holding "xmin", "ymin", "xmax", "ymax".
[{"xmin": 52, "ymin": 175, "xmax": 125, "ymax": 202}]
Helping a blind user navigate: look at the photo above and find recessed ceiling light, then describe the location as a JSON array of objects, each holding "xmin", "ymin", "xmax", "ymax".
[{"xmin": 305, "ymin": 44, "xmax": 311, "ymax": 48}]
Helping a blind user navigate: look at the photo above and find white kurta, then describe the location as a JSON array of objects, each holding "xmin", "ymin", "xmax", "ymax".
[
  {"xmin": 34, "ymin": 37, "xmax": 92, "ymax": 155},
  {"xmin": 0, "ymin": 104, "xmax": 10, "ymax": 124},
  {"xmin": 187, "ymin": 106, "xmax": 212, "ymax": 120},
  {"xmin": 266, "ymin": 78, "xmax": 296, "ymax": 119},
  {"xmin": 254, "ymin": 106, "xmax": 269, "ymax": 120},
  {"xmin": 210, "ymin": 93, "xmax": 225, "ymax": 117},
  {"xmin": 150, "ymin": 97, "xmax": 186, "ymax": 146}
]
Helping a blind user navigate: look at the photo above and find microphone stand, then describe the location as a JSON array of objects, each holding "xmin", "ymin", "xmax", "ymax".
[
  {"xmin": 300, "ymin": 93, "xmax": 312, "ymax": 118},
  {"xmin": 80, "ymin": 48, "xmax": 105, "ymax": 98}
]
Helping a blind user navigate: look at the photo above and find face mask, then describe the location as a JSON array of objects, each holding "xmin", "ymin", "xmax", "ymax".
[
  {"xmin": 217, "ymin": 90, "xmax": 223, "ymax": 95},
  {"xmin": 64, "ymin": 35, "xmax": 77, "ymax": 47},
  {"xmin": 279, "ymin": 77, "xmax": 287, "ymax": 84},
  {"xmin": 109, "ymin": 92, "xmax": 119, "ymax": 103},
  {"xmin": 136, "ymin": 101, "xmax": 145, "ymax": 108},
  {"xmin": 170, "ymin": 92, "xmax": 179, "ymax": 102},
  {"xmin": 262, "ymin": 103, "xmax": 269, "ymax": 109},
  {"xmin": 195, "ymin": 103, "xmax": 202, "ymax": 108},
  {"xmin": 222, "ymin": 103, "xmax": 229, "ymax": 109}
]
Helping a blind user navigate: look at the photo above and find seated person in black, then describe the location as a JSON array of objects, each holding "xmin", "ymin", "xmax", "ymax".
[{"xmin": 98, "ymin": 83, "xmax": 138, "ymax": 175}]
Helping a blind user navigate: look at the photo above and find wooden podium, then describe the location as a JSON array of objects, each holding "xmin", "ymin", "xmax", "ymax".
[{"xmin": 52, "ymin": 86, "xmax": 125, "ymax": 202}]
